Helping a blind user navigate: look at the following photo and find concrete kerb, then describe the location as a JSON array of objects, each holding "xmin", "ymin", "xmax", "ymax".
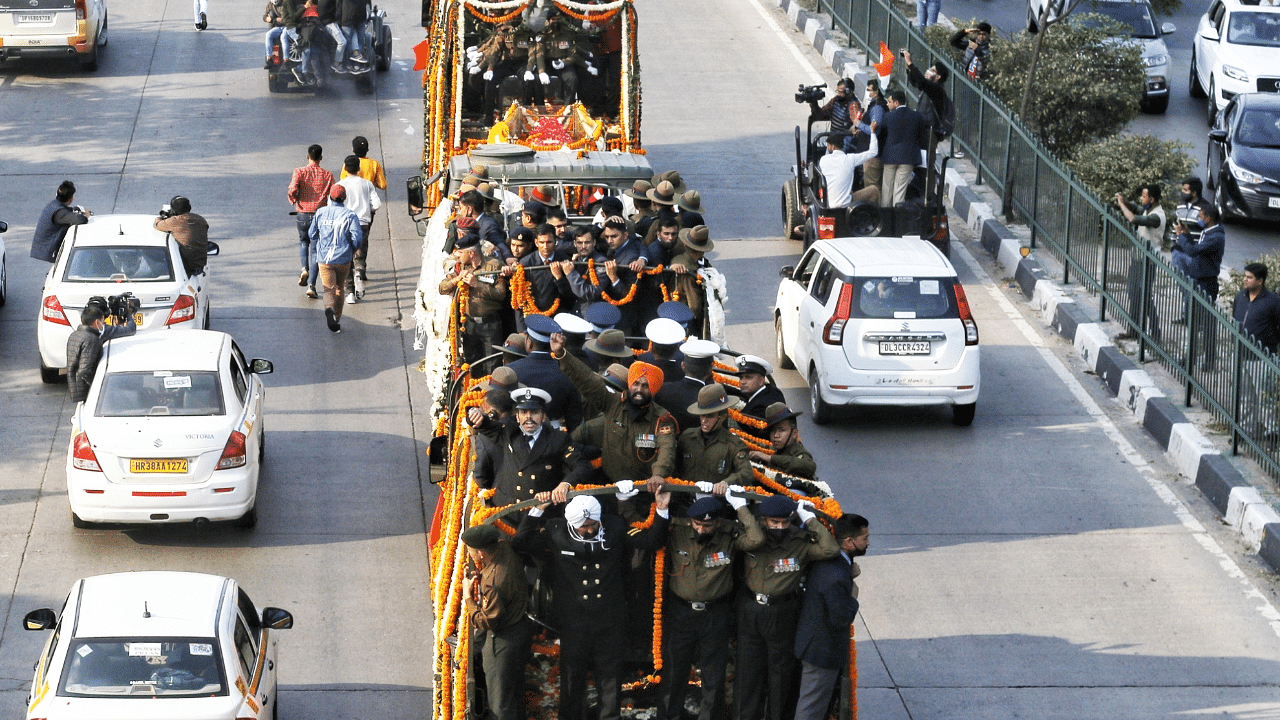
[{"xmin": 770, "ymin": 0, "xmax": 1280, "ymax": 570}]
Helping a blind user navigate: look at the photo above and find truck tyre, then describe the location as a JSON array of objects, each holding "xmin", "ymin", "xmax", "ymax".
[{"xmin": 782, "ymin": 180, "xmax": 802, "ymax": 240}]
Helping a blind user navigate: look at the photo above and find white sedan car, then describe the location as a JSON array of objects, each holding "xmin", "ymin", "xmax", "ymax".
[
  {"xmin": 22, "ymin": 572, "xmax": 293, "ymax": 720},
  {"xmin": 67, "ymin": 331, "xmax": 271, "ymax": 529},
  {"xmin": 774, "ymin": 237, "xmax": 980, "ymax": 426},
  {"xmin": 38, "ymin": 214, "xmax": 215, "ymax": 384},
  {"xmin": 1191, "ymin": 0, "xmax": 1280, "ymax": 125}
]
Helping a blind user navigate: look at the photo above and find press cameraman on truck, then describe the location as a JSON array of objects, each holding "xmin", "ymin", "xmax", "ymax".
[
  {"xmin": 153, "ymin": 196, "xmax": 210, "ymax": 276},
  {"xmin": 805, "ymin": 79, "xmax": 860, "ymax": 150},
  {"xmin": 66, "ymin": 296, "xmax": 138, "ymax": 405}
]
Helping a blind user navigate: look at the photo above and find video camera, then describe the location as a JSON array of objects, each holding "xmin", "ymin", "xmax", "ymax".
[
  {"xmin": 88, "ymin": 293, "xmax": 141, "ymax": 324},
  {"xmin": 794, "ymin": 83, "xmax": 827, "ymax": 104}
]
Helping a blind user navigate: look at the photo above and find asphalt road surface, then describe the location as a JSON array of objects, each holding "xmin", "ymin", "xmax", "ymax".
[{"xmin": 0, "ymin": 0, "xmax": 1277, "ymax": 719}]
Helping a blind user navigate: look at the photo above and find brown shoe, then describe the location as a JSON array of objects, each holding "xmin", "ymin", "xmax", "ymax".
[{"xmin": 298, "ymin": 269, "xmax": 309, "ymax": 287}]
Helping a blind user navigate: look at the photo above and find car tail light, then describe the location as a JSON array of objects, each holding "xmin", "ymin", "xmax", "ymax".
[
  {"xmin": 932, "ymin": 213, "xmax": 949, "ymax": 241},
  {"xmin": 818, "ymin": 215, "xmax": 835, "ymax": 239},
  {"xmin": 216, "ymin": 432, "xmax": 247, "ymax": 470},
  {"xmin": 822, "ymin": 283, "xmax": 855, "ymax": 345},
  {"xmin": 72, "ymin": 433, "xmax": 102, "ymax": 472},
  {"xmin": 954, "ymin": 282, "xmax": 979, "ymax": 346},
  {"xmin": 165, "ymin": 295, "xmax": 196, "ymax": 326},
  {"xmin": 42, "ymin": 296, "xmax": 71, "ymax": 326}
]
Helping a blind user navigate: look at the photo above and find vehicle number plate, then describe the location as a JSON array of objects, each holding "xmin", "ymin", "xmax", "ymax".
[
  {"xmin": 1269, "ymin": 197, "xmax": 1280, "ymax": 209},
  {"xmin": 879, "ymin": 341, "xmax": 930, "ymax": 355},
  {"xmin": 129, "ymin": 459, "xmax": 188, "ymax": 473},
  {"xmin": 16, "ymin": 13, "xmax": 54, "ymax": 23},
  {"xmin": 103, "ymin": 312, "xmax": 144, "ymax": 326}
]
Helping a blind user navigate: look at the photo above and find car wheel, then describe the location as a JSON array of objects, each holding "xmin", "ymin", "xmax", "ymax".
[
  {"xmin": 40, "ymin": 360, "xmax": 61, "ymax": 384},
  {"xmin": 0, "ymin": 255, "xmax": 7, "ymax": 309},
  {"xmin": 1027, "ymin": 9, "xmax": 1038, "ymax": 33},
  {"xmin": 775, "ymin": 316, "xmax": 794, "ymax": 370},
  {"xmin": 1215, "ymin": 181, "xmax": 1231, "ymax": 223},
  {"xmin": 236, "ymin": 507, "xmax": 257, "ymax": 530},
  {"xmin": 1188, "ymin": 49, "xmax": 1206, "ymax": 98},
  {"xmin": 1143, "ymin": 95, "xmax": 1168, "ymax": 114},
  {"xmin": 99, "ymin": 11, "xmax": 108, "ymax": 46},
  {"xmin": 782, "ymin": 180, "xmax": 803, "ymax": 240},
  {"xmin": 952, "ymin": 403, "xmax": 976, "ymax": 426},
  {"xmin": 203, "ymin": 305, "xmax": 211, "ymax": 329},
  {"xmin": 1206, "ymin": 146, "xmax": 1216, "ymax": 190},
  {"xmin": 71, "ymin": 512, "xmax": 94, "ymax": 529},
  {"xmin": 258, "ymin": 424, "xmax": 266, "ymax": 464},
  {"xmin": 80, "ymin": 43, "xmax": 99, "ymax": 72},
  {"xmin": 1206, "ymin": 76, "xmax": 1217, "ymax": 127},
  {"xmin": 809, "ymin": 369, "xmax": 832, "ymax": 425},
  {"xmin": 376, "ymin": 28, "xmax": 392, "ymax": 72}
]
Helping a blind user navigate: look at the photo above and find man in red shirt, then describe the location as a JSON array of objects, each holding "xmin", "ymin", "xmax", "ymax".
[{"xmin": 287, "ymin": 143, "xmax": 333, "ymax": 299}]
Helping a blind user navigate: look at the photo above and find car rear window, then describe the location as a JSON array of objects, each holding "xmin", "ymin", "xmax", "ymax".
[
  {"xmin": 853, "ymin": 276, "xmax": 959, "ymax": 319},
  {"xmin": 64, "ymin": 247, "xmax": 174, "ymax": 283},
  {"xmin": 1228, "ymin": 11, "xmax": 1280, "ymax": 47},
  {"xmin": 59, "ymin": 638, "xmax": 227, "ymax": 698},
  {"xmin": 96, "ymin": 371, "xmax": 226, "ymax": 417}
]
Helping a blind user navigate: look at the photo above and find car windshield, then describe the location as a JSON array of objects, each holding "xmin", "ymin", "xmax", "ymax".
[
  {"xmin": 1237, "ymin": 109, "xmax": 1280, "ymax": 148},
  {"xmin": 1080, "ymin": 4, "xmax": 1158, "ymax": 38},
  {"xmin": 854, "ymin": 277, "xmax": 959, "ymax": 319},
  {"xmin": 59, "ymin": 638, "xmax": 227, "ymax": 698},
  {"xmin": 1228, "ymin": 12, "xmax": 1280, "ymax": 47},
  {"xmin": 96, "ymin": 371, "xmax": 226, "ymax": 417},
  {"xmin": 64, "ymin": 246, "xmax": 175, "ymax": 283}
]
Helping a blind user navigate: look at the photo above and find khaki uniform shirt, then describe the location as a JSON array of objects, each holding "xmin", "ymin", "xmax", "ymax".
[
  {"xmin": 676, "ymin": 425, "xmax": 755, "ymax": 487},
  {"xmin": 768, "ymin": 440, "xmax": 817, "ymax": 479},
  {"xmin": 667, "ymin": 507, "xmax": 765, "ymax": 602},
  {"xmin": 532, "ymin": 26, "xmax": 586, "ymax": 73},
  {"xmin": 439, "ymin": 255, "xmax": 508, "ymax": 318},
  {"xmin": 466, "ymin": 541, "xmax": 529, "ymax": 633},
  {"xmin": 742, "ymin": 519, "xmax": 840, "ymax": 597}
]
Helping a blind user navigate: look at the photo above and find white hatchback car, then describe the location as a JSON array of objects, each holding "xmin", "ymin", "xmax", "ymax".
[
  {"xmin": 22, "ymin": 572, "xmax": 292, "ymax": 720},
  {"xmin": 38, "ymin": 214, "xmax": 215, "ymax": 384},
  {"xmin": 774, "ymin": 237, "xmax": 980, "ymax": 426},
  {"xmin": 67, "ymin": 331, "xmax": 271, "ymax": 529},
  {"xmin": 1191, "ymin": 0, "xmax": 1280, "ymax": 125}
]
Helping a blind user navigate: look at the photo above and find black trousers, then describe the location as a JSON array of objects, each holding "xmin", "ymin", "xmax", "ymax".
[
  {"xmin": 477, "ymin": 616, "xmax": 534, "ymax": 720},
  {"xmin": 464, "ymin": 315, "xmax": 506, "ymax": 378},
  {"xmin": 735, "ymin": 595, "xmax": 801, "ymax": 720},
  {"xmin": 658, "ymin": 596, "xmax": 733, "ymax": 720},
  {"xmin": 560, "ymin": 621, "xmax": 626, "ymax": 720}
]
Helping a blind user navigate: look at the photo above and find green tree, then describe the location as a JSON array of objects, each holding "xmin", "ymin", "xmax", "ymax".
[{"xmin": 1065, "ymin": 132, "xmax": 1195, "ymax": 224}]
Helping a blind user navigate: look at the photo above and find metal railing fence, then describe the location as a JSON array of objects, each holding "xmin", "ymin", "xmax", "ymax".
[{"xmin": 817, "ymin": 0, "xmax": 1280, "ymax": 476}]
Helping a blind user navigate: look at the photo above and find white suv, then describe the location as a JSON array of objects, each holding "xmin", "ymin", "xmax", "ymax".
[
  {"xmin": 773, "ymin": 237, "xmax": 980, "ymax": 426},
  {"xmin": 1191, "ymin": 0, "xmax": 1280, "ymax": 125}
]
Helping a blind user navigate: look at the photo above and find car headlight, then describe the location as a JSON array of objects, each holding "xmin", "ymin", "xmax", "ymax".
[
  {"xmin": 1222, "ymin": 64, "xmax": 1249, "ymax": 82},
  {"xmin": 1229, "ymin": 157, "xmax": 1265, "ymax": 185},
  {"xmin": 1142, "ymin": 54, "xmax": 1168, "ymax": 68}
]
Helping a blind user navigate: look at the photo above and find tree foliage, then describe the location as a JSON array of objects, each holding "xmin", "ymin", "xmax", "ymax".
[
  {"xmin": 1065, "ymin": 132, "xmax": 1195, "ymax": 221},
  {"xmin": 986, "ymin": 14, "xmax": 1145, "ymax": 157}
]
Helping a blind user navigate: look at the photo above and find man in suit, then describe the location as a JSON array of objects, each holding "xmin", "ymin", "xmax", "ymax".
[
  {"xmin": 515, "ymin": 223, "xmax": 573, "ymax": 327},
  {"xmin": 513, "ymin": 487, "xmax": 671, "ymax": 720},
  {"xmin": 598, "ymin": 215, "xmax": 650, "ymax": 338},
  {"xmin": 636, "ymin": 318, "xmax": 687, "ymax": 384},
  {"xmin": 471, "ymin": 387, "xmax": 591, "ymax": 509},
  {"xmin": 878, "ymin": 89, "xmax": 928, "ymax": 207},
  {"xmin": 656, "ymin": 338, "xmax": 718, "ymax": 434},
  {"xmin": 793, "ymin": 514, "xmax": 869, "ymax": 720},
  {"xmin": 734, "ymin": 355, "xmax": 787, "ymax": 439},
  {"xmin": 508, "ymin": 315, "xmax": 585, "ymax": 430}
]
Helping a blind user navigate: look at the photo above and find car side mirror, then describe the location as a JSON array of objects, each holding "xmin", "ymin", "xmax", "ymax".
[
  {"xmin": 1201, "ymin": 27, "xmax": 1219, "ymax": 42},
  {"xmin": 1209, "ymin": 129, "xmax": 1228, "ymax": 142},
  {"xmin": 262, "ymin": 607, "xmax": 294, "ymax": 630},
  {"xmin": 206, "ymin": 241, "xmax": 220, "ymax": 257},
  {"xmin": 1161, "ymin": 22, "xmax": 1176, "ymax": 35},
  {"xmin": 250, "ymin": 359, "xmax": 274, "ymax": 375},
  {"xmin": 0, "ymin": 220, "xmax": 8, "ymax": 233},
  {"xmin": 779, "ymin": 265, "xmax": 795, "ymax": 279},
  {"xmin": 24, "ymin": 609, "xmax": 56, "ymax": 631},
  {"xmin": 406, "ymin": 175, "xmax": 425, "ymax": 218}
]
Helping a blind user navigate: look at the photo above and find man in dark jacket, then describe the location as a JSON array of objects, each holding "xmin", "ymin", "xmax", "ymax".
[
  {"xmin": 516, "ymin": 223, "xmax": 573, "ymax": 326},
  {"xmin": 513, "ymin": 488, "xmax": 671, "ymax": 720},
  {"xmin": 733, "ymin": 355, "xmax": 787, "ymax": 438},
  {"xmin": 792, "ymin": 513, "xmax": 869, "ymax": 720},
  {"xmin": 32, "ymin": 180, "xmax": 91, "ymax": 263},
  {"xmin": 878, "ymin": 90, "xmax": 928, "ymax": 208},
  {"xmin": 1172, "ymin": 205, "xmax": 1226, "ymax": 368},
  {"xmin": 508, "ymin": 315, "xmax": 585, "ymax": 429},
  {"xmin": 903, "ymin": 49, "xmax": 953, "ymax": 166},
  {"xmin": 153, "ymin": 196, "xmax": 210, "ymax": 276},
  {"xmin": 66, "ymin": 304, "xmax": 137, "ymax": 404},
  {"xmin": 472, "ymin": 387, "xmax": 591, "ymax": 509},
  {"xmin": 1233, "ymin": 263, "xmax": 1280, "ymax": 354},
  {"xmin": 950, "ymin": 23, "xmax": 991, "ymax": 79}
]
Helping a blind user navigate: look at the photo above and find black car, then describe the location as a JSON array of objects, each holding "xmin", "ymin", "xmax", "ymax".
[{"xmin": 1207, "ymin": 92, "xmax": 1280, "ymax": 223}]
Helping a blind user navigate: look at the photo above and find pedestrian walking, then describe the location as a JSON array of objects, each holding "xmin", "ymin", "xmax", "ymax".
[
  {"xmin": 194, "ymin": 0, "xmax": 208, "ymax": 30},
  {"xmin": 309, "ymin": 185, "xmax": 362, "ymax": 333},
  {"xmin": 336, "ymin": 155, "xmax": 382, "ymax": 302},
  {"xmin": 287, "ymin": 144, "xmax": 334, "ymax": 299},
  {"xmin": 916, "ymin": 0, "xmax": 940, "ymax": 28},
  {"xmin": 31, "ymin": 180, "xmax": 90, "ymax": 263}
]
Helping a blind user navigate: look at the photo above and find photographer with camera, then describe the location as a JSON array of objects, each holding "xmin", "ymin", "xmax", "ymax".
[
  {"xmin": 66, "ymin": 295, "xmax": 138, "ymax": 405},
  {"xmin": 803, "ymin": 81, "xmax": 861, "ymax": 152},
  {"xmin": 153, "ymin": 196, "xmax": 210, "ymax": 277},
  {"xmin": 949, "ymin": 22, "xmax": 991, "ymax": 80},
  {"xmin": 31, "ymin": 180, "xmax": 91, "ymax": 264}
]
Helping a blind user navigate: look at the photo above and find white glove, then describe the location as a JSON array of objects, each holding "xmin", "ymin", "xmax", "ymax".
[
  {"xmin": 695, "ymin": 481, "xmax": 714, "ymax": 493},
  {"xmin": 726, "ymin": 485, "xmax": 748, "ymax": 510},
  {"xmin": 615, "ymin": 480, "xmax": 639, "ymax": 501},
  {"xmin": 466, "ymin": 45, "xmax": 479, "ymax": 57},
  {"xmin": 524, "ymin": 70, "xmax": 535, "ymax": 81},
  {"xmin": 483, "ymin": 70, "xmax": 493, "ymax": 81},
  {"xmin": 582, "ymin": 20, "xmax": 594, "ymax": 30},
  {"xmin": 469, "ymin": 65, "xmax": 481, "ymax": 75},
  {"xmin": 795, "ymin": 502, "xmax": 816, "ymax": 524},
  {"xmin": 539, "ymin": 72, "xmax": 551, "ymax": 85},
  {"xmin": 552, "ymin": 58, "xmax": 564, "ymax": 70},
  {"xmin": 586, "ymin": 63, "xmax": 598, "ymax": 76}
]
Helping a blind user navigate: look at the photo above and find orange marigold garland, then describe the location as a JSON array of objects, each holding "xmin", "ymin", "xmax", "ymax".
[
  {"xmin": 587, "ymin": 259, "xmax": 665, "ymax": 306},
  {"xmin": 464, "ymin": 0, "xmax": 529, "ymax": 23},
  {"xmin": 646, "ymin": 548, "xmax": 665, "ymax": 685},
  {"xmin": 728, "ymin": 407, "xmax": 766, "ymax": 430},
  {"xmin": 712, "ymin": 372, "xmax": 740, "ymax": 389},
  {"xmin": 554, "ymin": 1, "xmax": 623, "ymax": 24},
  {"xmin": 508, "ymin": 264, "xmax": 560, "ymax": 316},
  {"xmin": 849, "ymin": 621, "xmax": 858, "ymax": 720}
]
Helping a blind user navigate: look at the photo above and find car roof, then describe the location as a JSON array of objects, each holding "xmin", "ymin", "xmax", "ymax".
[
  {"xmin": 104, "ymin": 331, "xmax": 229, "ymax": 373},
  {"xmin": 1220, "ymin": 0, "xmax": 1280, "ymax": 10},
  {"xmin": 73, "ymin": 572, "xmax": 230, "ymax": 639},
  {"xmin": 68, "ymin": 215, "xmax": 170, "ymax": 248},
  {"xmin": 1235, "ymin": 92, "xmax": 1280, "ymax": 109},
  {"xmin": 811, "ymin": 237, "xmax": 956, "ymax": 277}
]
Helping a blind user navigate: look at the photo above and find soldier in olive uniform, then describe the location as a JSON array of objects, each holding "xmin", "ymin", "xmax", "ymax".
[
  {"xmin": 549, "ymin": 332, "xmax": 678, "ymax": 490},
  {"xmin": 476, "ymin": 21, "xmax": 539, "ymax": 119},
  {"xmin": 530, "ymin": 12, "xmax": 597, "ymax": 105},
  {"xmin": 472, "ymin": 388, "xmax": 591, "ymax": 509},
  {"xmin": 439, "ymin": 234, "xmax": 509, "ymax": 377},
  {"xmin": 658, "ymin": 492, "xmax": 765, "ymax": 720},
  {"xmin": 733, "ymin": 354, "xmax": 787, "ymax": 439},
  {"xmin": 750, "ymin": 402, "xmax": 819, "ymax": 482},
  {"xmin": 677, "ymin": 384, "xmax": 757, "ymax": 496},
  {"xmin": 462, "ymin": 524, "xmax": 533, "ymax": 720},
  {"xmin": 513, "ymin": 487, "xmax": 671, "ymax": 720},
  {"xmin": 735, "ymin": 495, "xmax": 840, "ymax": 720},
  {"xmin": 656, "ymin": 338, "xmax": 718, "ymax": 434}
]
